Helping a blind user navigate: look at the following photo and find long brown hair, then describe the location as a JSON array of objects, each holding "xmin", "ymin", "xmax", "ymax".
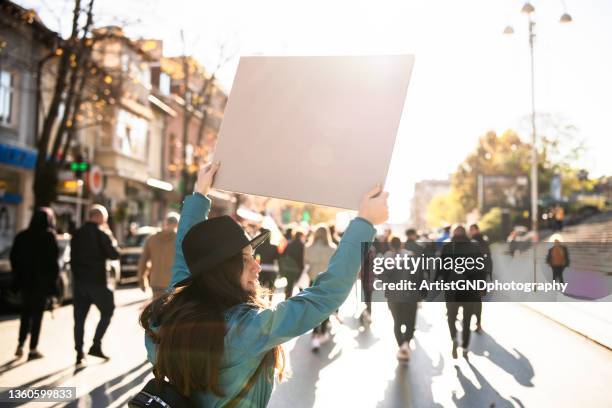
[
  {"xmin": 140, "ymin": 252, "xmax": 285, "ymax": 397},
  {"xmin": 306, "ymin": 224, "xmax": 336, "ymax": 249}
]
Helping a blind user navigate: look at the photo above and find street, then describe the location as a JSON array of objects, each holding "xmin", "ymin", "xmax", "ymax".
[{"xmin": 0, "ymin": 285, "xmax": 610, "ymax": 407}]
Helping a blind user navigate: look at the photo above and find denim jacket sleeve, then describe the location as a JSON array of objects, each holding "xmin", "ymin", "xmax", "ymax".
[
  {"xmin": 225, "ymin": 217, "xmax": 375, "ymax": 357},
  {"xmin": 168, "ymin": 193, "xmax": 212, "ymax": 288}
]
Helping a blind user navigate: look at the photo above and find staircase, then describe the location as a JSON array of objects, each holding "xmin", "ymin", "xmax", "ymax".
[{"xmin": 558, "ymin": 211, "xmax": 612, "ymax": 242}]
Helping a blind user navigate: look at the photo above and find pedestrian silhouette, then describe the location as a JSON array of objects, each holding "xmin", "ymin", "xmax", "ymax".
[
  {"xmin": 304, "ymin": 225, "xmax": 337, "ymax": 351},
  {"xmin": 440, "ymin": 225, "xmax": 484, "ymax": 359},
  {"xmin": 469, "ymin": 223, "xmax": 492, "ymax": 332},
  {"xmin": 383, "ymin": 234, "xmax": 425, "ymax": 362},
  {"xmin": 71, "ymin": 204, "xmax": 120, "ymax": 365},
  {"xmin": 138, "ymin": 212, "xmax": 179, "ymax": 298},
  {"xmin": 546, "ymin": 237, "xmax": 570, "ymax": 284},
  {"xmin": 10, "ymin": 208, "xmax": 59, "ymax": 361}
]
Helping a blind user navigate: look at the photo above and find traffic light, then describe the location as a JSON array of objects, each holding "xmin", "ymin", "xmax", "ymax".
[{"xmin": 70, "ymin": 156, "xmax": 89, "ymax": 179}]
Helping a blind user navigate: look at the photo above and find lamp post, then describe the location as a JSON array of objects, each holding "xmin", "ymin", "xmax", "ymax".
[{"xmin": 504, "ymin": 2, "xmax": 572, "ymax": 283}]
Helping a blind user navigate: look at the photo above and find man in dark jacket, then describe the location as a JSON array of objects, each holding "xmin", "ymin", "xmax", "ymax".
[
  {"xmin": 255, "ymin": 228, "xmax": 279, "ymax": 299},
  {"xmin": 440, "ymin": 225, "xmax": 484, "ymax": 359},
  {"xmin": 10, "ymin": 208, "xmax": 59, "ymax": 360},
  {"xmin": 280, "ymin": 231, "xmax": 305, "ymax": 299},
  {"xmin": 71, "ymin": 204, "xmax": 119, "ymax": 365},
  {"xmin": 546, "ymin": 239, "xmax": 570, "ymax": 284},
  {"xmin": 469, "ymin": 223, "xmax": 492, "ymax": 332}
]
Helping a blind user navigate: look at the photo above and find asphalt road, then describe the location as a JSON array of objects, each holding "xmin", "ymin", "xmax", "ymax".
[{"xmin": 0, "ymin": 286, "xmax": 610, "ymax": 408}]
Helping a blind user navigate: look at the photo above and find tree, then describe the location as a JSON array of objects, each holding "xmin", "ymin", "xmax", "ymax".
[
  {"xmin": 479, "ymin": 207, "xmax": 503, "ymax": 242},
  {"xmin": 426, "ymin": 117, "xmax": 592, "ymax": 229},
  {"xmin": 426, "ymin": 190, "xmax": 465, "ymax": 228},
  {"xmin": 178, "ymin": 42, "xmax": 233, "ymax": 197},
  {"xmin": 33, "ymin": 0, "xmax": 120, "ymax": 207},
  {"xmin": 451, "ymin": 129, "xmax": 533, "ymax": 215}
]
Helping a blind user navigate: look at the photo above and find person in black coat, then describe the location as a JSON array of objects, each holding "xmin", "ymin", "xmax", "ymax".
[
  {"xmin": 10, "ymin": 208, "xmax": 59, "ymax": 360},
  {"xmin": 254, "ymin": 228, "xmax": 279, "ymax": 300},
  {"xmin": 71, "ymin": 204, "xmax": 120, "ymax": 365},
  {"xmin": 469, "ymin": 223, "xmax": 492, "ymax": 332},
  {"xmin": 281, "ymin": 231, "xmax": 305, "ymax": 299},
  {"xmin": 440, "ymin": 225, "xmax": 484, "ymax": 360}
]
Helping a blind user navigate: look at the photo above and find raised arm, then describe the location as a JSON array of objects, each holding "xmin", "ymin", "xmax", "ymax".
[
  {"xmin": 226, "ymin": 186, "xmax": 389, "ymax": 355},
  {"xmin": 169, "ymin": 163, "xmax": 219, "ymax": 288}
]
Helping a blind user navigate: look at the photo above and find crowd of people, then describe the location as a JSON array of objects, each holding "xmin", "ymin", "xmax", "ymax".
[
  {"xmin": 358, "ymin": 223, "xmax": 494, "ymax": 361},
  {"xmin": 7, "ymin": 196, "xmax": 495, "ymax": 366},
  {"xmin": 7, "ymin": 162, "xmax": 573, "ymax": 407}
]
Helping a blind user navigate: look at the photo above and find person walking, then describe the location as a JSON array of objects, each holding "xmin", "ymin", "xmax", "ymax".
[
  {"xmin": 71, "ymin": 204, "xmax": 120, "ymax": 365},
  {"xmin": 383, "ymin": 236, "xmax": 424, "ymax": 361},
  {"xmin": 546, "ymin": 238, "xmax": 570, "ymax": 284},
  {"xmin": 138, "ymin": 212, "xmax": 180, "ymax": 298},
  {"xmin": 279, "ymin": 230, "xmax": 305, "ymax": 299},
  {"xmin": 136, "ymin": 163, "xmax": 388, "ymax": 407},
  {"xmin": 10, "ymin": 208, "xmax": 59, "ymax": 360},
  {"xmin": 468, "ymin": 223, "xmax": 492, "ymax": 332},
  {"xmin": 359, "ymin": 244, "xmax": 377, "ymax": 327},
  {"xmin": 554, "ymin": 206, "xmax": 565, "ymax": 231},
  {"xmin": 440, "ymin": 225, "xmax": 483, "ymax": 359},
  {"xmin": 254, "ymin": 228, "xmax": 279, "ymax": 300},
  {"xmin": 304, "ymin": 225, "xmax": 337, "ymax": 351}
]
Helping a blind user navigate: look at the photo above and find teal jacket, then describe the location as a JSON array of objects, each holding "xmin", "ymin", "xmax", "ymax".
[{"xmin": 145, "ymin": 193, "xmax": 376, "ymax": 407}]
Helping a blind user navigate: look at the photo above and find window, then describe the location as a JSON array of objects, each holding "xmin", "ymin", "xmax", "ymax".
[
  {"xmin": 159, "ymin": 72, "xmax": 171, "ymax": 96},
  {"xmin": 139, "ymin": 66, "xmax": 151, "ymax": 88},
  {"xmin": 121, "ymin": 54, "xmax": 129, "ymax": 73},
  {"xmin": 0, "ymin": 70, "xmax": 16, "ymax": 126},
  {"xmin": 116, "ymin": 109, "xmax": 148, "ymax": 160},
  {"xmin": 185, "ymin": 143, "xmax": 194, "ymax": 166}
]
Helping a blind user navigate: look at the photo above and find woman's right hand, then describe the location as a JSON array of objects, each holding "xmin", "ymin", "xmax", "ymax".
[
  {"xmin": 358, "ymin": 185, "xmax": 389, "ymax": 225},
  {"xmin": 195, "ymin": 161, "xmax": 220, "ymax": 196}
]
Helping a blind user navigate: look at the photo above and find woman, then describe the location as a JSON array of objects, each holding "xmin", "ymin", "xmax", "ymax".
[
  {"xmin": 140, "ymin": 163, "xmax": 388, "ymax": 407},
  {"xmin": 304, "ymin": 225, "xmax": 337, "ymax": 351},
  {"xmin": 383, "ymin": 236, "xmax": 419, "ymax": 361},
  {"xmin": 254, "ymin": 228, "xmax": 279, "ymax": 301},
  {"xmin": 10, "ymin": 208, "xmax": 59, "ymax": 360}
]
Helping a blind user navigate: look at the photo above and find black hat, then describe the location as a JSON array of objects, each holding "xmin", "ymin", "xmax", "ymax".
[{"xmin": 175, "ymin": 215, "xmax": 270, "ymax": 288}]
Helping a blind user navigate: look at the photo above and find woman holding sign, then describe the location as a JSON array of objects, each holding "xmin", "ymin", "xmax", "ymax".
[{"xmin": 133, "ymin": 163, "xmax": 388, "ymax": 408}]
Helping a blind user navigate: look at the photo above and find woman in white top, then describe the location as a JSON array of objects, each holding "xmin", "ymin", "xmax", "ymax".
[{"xmin": 304, "ymin": 225, "xmax": 337, "ymax": 351}]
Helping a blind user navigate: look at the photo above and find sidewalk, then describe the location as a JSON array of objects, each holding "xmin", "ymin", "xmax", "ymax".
[
  {"xmin": 522, "ymin": 302, "xmax": 612, "ymax": 350},
  {"xmin": 491, "ymin": 243, "xmax": 612, "ymax": 350}
]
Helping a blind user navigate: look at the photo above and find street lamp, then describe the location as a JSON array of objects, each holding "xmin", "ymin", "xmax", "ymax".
[{"xmin": 504, "ymin": 2, "xmax": 572, "ymax": 282}]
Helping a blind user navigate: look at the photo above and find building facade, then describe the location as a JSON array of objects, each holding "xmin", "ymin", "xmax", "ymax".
[
  {"xmin": 410, "ymin": 178, "xmax": 452, "ymax": 231},
  {"xmin": 0, "ymin": 3, "xmax": 56, "ymax": 253}
]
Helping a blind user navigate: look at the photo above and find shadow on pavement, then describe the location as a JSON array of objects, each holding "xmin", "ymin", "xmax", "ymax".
[
  {"xmin": 342, "ymin": 315, "xmax": 381, "ymax": 350},
  {"xmin": 269, "ymin": 333, "xmax": 341, "ymax": 408},
  {"xmin": 0, "ymin": 365, "xmax": 75, "ymax": 402},
  {"xmin": 116, "ymin": 298, "xmax": 149, "ymax": 309},
  {"xmin": 452, "ymin": 363, "xmax": 525, "ymax": 408},
  {"xmin": 0, "ymin": 358, "xmax": 25, "ymax": 375},
  {"xmin": 376, "ymin": 337, "xmax": 444, "ymax": 408},
  {"xmin": 469, "ymin": 331, "xmax": 535, "ymax": 387},
  {"xmin": 62, "ymin": 360, "xmax": 151, "ymax": 408}
]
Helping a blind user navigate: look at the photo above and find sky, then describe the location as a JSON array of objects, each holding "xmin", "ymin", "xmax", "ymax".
[{"xmin": 21, "ymin": 0, "xmax": 612, "ymax": 223}]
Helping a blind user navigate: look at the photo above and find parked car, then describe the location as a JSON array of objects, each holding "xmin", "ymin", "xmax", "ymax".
[
  {"xmin": 0, "ymin": 233, "xmax": 121, "ymax": 308},
  {"xmin": 119, "ymin": 226, "xmax": 160, "ymax": 283}
]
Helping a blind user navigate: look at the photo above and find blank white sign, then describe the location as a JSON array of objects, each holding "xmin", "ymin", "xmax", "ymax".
[{"xmin": 212, "ymin": 55, "xmax": 414, "ymax": 210}]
